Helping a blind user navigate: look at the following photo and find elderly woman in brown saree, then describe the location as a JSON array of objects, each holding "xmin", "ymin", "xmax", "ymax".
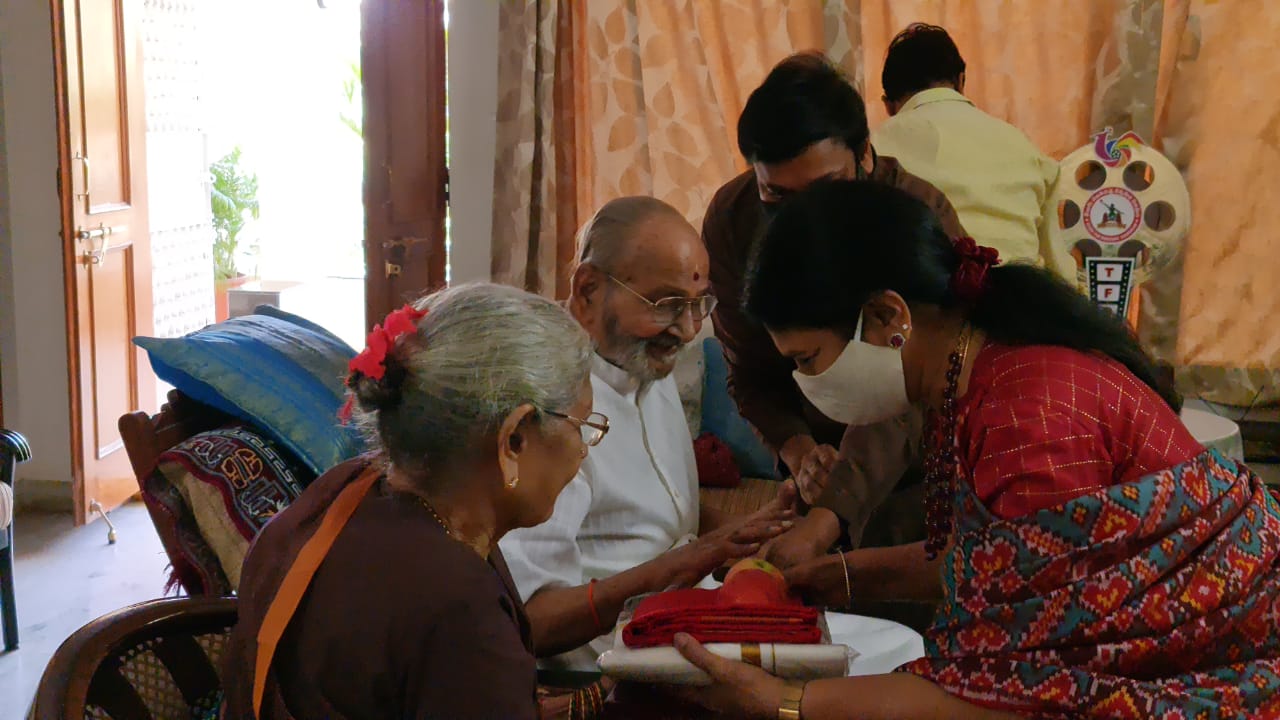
[{"xmin": 221, "ymin": 283, "xmax": 603, "ymax": 720}]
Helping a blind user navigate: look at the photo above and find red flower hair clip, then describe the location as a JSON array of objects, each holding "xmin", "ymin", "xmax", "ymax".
[
  {"xmin": 950, "ymin": 236, "xmax": 1001, "ymax": 304},
  {"xmin": 338, "ymin": 303, "xmax": 428, "ymax": 422}
]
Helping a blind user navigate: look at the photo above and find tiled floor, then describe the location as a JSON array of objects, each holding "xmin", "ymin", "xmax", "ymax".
[{"xmin": 0, "ymin": 502, "xmax": 170, "ymax": 719}]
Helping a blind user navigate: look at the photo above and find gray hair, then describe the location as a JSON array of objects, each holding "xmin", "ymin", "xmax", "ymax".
[
  {"xmin": 578, "ymin": 196, "xmax": 687, "ymax": 273},
  {"xmin": 349, "ymin": 282, "xmax": 593, "ymax": 481}
]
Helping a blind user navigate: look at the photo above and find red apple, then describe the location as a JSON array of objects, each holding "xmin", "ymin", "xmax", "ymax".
[
  {"xmin": 720, "ymin": 571, "xmax": 788, "ymax": 606},
  {"xmin": 720, "ymin": 559, "xmax": 791, "ymax": 606},
  {"xmin": 724, "ymin": 558, "xmax": 785, "ymax": 584}
]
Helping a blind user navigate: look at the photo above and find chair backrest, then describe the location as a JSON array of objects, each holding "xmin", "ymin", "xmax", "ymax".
[
  {"xmin": 0, "ymin": 428, "xmax": 31, "ymax": 485},
  {"xmin": 119, "ymin": 391, "xmax": 233, "ymax": 596},
  {"xmin": 119, "ymin": 391, "xmax": 230, "ymax": 482},
  {"xmin": 0, "ymin": 428, "xmax": 30, "ymax": 544},
  {"xmin": 30, "ymin": 597, "xmax": 237, "ymax": 720}
]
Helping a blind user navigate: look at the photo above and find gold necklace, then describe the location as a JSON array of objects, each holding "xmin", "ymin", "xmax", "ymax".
[
  {"xmin": 418, "ymin": 496, "xmax": 493, "ymax": 560},
  {"xmin": 956, "ymin": 323, "xmax": 974, "ymax": 376},
  {"xmin": 417, "ymin": 497, "xmax": 456, "ymax": 539}
]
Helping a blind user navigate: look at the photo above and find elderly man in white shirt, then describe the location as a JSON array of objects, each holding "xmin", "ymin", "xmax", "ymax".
[{"xmin": 500, "ymin": 196, "xmax": 793, "ymax": 670}]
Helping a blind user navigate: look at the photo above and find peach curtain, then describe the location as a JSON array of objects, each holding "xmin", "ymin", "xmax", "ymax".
[
  {"xmin": 579, "ymin": 0, "xmax": 865, "ymax": 227},
  {"xmin": 1152, "ymin": 0, "xmax": 1280, "ymax": 402},
  {"xmin": 491, "ymin": 0, "xmax": 587, "ymax": 298},
  {"xmin": 493, "ymin": 0, "xmax": 864, "ymax": 298},
  {"xmin": 492, "ymin": 0, "xmax": 1278, "ymax": 395}
]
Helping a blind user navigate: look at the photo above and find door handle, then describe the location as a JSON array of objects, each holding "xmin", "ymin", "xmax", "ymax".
[
  {"xmin": 73, "ymin": 151, "xmax": 90, "ymax": 203},
  {"xmin": 77, "ymin": 224, "xmax": 125, "ymax": 265},
  {"xmin": 77, "ymin": 224, "xmax": 125, "ymax": 241},
  {"xmin": 381, "ymin": 236, "xmax": 432, "ymax": 278}
]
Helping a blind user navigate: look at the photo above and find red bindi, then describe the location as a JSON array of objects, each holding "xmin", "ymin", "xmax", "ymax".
[{"xmin": 693, "ymin": 272, "xmax": 701, "ymax": 281}]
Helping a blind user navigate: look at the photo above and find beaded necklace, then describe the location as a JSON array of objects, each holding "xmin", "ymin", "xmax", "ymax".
[{"xmin": 923, "ymin": 324, "xmax": 973, "ymax": 560}]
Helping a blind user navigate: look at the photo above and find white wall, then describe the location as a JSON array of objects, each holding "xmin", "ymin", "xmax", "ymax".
[
  {"xmin": 0, "ymin": 0, "xmax": 76, "ymax": 504},
  {"xmin": 446, "ymin": 0, "xmax": 498, "ymax": 284}
]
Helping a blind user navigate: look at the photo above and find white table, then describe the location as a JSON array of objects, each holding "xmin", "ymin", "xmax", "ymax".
[
  {"xmin": 1181, "ymin": 407, "xmax": 1245, "ymax": 462},
  {"xmin": 826, "ymin": 612, "xmax": 925, "ymax": 675}
]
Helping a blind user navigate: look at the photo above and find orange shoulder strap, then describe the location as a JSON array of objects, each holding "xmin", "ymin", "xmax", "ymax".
[{"xmin": 251, "ymin": 466, "xmax": 381, "ymax": 718}]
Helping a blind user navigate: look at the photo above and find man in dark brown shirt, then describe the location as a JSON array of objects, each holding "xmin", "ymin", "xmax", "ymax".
[{"xmin": 704, "ymin": 52, "xmax": 965, "ymax": 565}]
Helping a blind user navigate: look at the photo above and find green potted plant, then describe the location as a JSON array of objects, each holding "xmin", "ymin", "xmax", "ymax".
[{"xmin": 210, "ymin": 146, "xmax": 260, "ymax": 321}]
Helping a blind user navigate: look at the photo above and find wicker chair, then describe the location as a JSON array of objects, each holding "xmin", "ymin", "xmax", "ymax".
[{"xmin": 29, "ymin": 597, "xmax": 236, "ymax": 720}]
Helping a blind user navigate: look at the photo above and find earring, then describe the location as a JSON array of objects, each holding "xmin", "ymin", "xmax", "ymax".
[
  {"xmin": 507, "ymin": 476, "xmax": 520, "ymax": 489},
  {"xmin": 889, "ymin": 333, "xmax": 906, "ymax": 349}
]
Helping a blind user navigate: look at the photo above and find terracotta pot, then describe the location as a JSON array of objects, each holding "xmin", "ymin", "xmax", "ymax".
[{"xmin": 214, "ymin": 274, "xmax": 251, "ymax": 322}]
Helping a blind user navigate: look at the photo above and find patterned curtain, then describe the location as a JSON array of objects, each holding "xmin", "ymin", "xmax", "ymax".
[
  {"xmin": 492, "ymin": 0, "xmax": 864, "ymax": 298},
  {"xmin": 1153, "ymin": 0, "xmax": 1280, "ymax": 403},
  {"xmin": 492, "ymin": 0, "xmax": 1278, "ymax": 399},
  {"xmin": 491, "ymin": 0, "xmax": 588, "ymax": 298}
]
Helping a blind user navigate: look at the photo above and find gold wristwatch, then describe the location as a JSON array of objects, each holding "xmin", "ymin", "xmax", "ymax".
[{"xmin": 778, "ymin": 680, "xmax": 807, "ymax": 720}]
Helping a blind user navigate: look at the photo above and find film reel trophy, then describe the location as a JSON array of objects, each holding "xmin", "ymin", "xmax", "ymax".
[{"xmin": 1044, "ymin": 128, "xmax": 1191, "ymax": 328}]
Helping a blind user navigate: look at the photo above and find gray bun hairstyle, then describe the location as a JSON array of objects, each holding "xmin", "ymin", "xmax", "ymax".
[{"xmin": 347, "ymin": 282, "xmax": 593, "ymax": 479}]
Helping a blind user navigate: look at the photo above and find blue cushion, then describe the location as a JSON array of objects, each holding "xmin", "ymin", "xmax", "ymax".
[
  {"xmin": 700, "ymin": 337, "xmax": 779, "ymax": 479},
  {"xmin": 252, "ymin": 305, "xmax": 359, "ymax": 356},
  {"xmin": 134, "ymin": 314, "xmax": 364, "ymax": 476}
]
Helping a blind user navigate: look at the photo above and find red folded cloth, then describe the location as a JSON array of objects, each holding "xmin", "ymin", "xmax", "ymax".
[
  {"xmin": 622, "ymin": 588, "xmax": 822, "ymax": 648},
  {"xmin": 694, "ymin": 432, "xmax": 741, "ymax": 489}
]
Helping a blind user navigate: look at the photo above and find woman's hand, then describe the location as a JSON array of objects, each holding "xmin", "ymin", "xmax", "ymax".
[
  {"xmin": 764, "ymin": 507, "xmax": 843, "ymax": 569},
  {"xmin": 670, "ymin": 633, "xmax": 786, "ymax": 719},
  {"xmin": 779, "ymin": 436, "xmax": 842, "ymax": 505},
  {"xmin": 796, "ymin": 443, "xmax": 840, "ymax": 505},
  {"xmin": 783, "ymin": 553, "xmax": 851, "ymax": 608},
  {"xmin": 666, "ymin": 502, "xmax": 794, "ymax": 588}
]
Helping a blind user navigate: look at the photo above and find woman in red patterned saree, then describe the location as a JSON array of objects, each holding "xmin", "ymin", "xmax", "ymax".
[{"xmin": 671, "ymin": 180, "xmax": 1280, "ymax": 719}]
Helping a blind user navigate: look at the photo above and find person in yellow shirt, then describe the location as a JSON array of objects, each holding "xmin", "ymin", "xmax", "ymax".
[{"xmin": 872, "ymin": 23, "xmax": 1074, "ymax": 278}]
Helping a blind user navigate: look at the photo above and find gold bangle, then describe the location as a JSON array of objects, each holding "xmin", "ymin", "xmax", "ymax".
[
  {"xmin": 778, "ymin": 680, "xmax": 807, "ymax": 720},
  {"xmin": 838, "ymin": 551, "xmax": 852, "ymax": 609}
]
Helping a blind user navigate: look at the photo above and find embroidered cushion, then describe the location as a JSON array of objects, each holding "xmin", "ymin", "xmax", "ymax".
[
  {"xmin": 140, "ymin": 464, "xmax": 233, "ymax": 597},
  {"xmin": 700, "ymin": 338, "xmax": 780, "ymax": 479},
  {"xmin": 159, "ymin": 424, "xmax": 313, "ymax": 589},
  {"xmin": 134, "ymin": 308, "xmax": 362, "ymax": 475}
]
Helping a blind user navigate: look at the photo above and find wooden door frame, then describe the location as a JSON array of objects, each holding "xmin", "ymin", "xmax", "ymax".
[
  {"xmin": 361, "ymin": 0, "xmax": 448, "ymax": 326},
  {"xmin": 50, "ymin": 0, "xmax": 85, "ymax": 521},
  {"xmin": 50, "ymin": 0, "xmax": 155, "ymax": 523}
]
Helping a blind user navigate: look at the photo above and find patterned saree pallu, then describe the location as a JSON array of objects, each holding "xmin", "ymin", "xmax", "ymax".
[{"xmin": 905, "ymin": 450, "xmax": 1280, "ymax": 719}]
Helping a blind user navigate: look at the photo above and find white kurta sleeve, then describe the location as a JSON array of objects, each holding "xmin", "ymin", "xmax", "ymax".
[
  {"xmin": 498, "ymin": 468, "xmax": 594, "ymax": 602},
  {"xmin": 0, "ymin": 481, "xmax": 12, "ymax": 531}
]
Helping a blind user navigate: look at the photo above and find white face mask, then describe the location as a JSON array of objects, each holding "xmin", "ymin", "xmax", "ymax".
[{"xmin": 792, "ymin": 311, "xmax": 911, "ymax": 427}]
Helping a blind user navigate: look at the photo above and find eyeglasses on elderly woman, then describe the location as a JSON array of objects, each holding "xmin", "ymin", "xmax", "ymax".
[{"xmin": 543, "ymin": 410, "xmax": 610, "ymax": 447}]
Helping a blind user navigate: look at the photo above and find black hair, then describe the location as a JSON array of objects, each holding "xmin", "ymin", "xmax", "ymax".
[
  {"xmin": 737, "ymin": 52, "xmax": 869, "ymax": 165},
  {"xmin": 743, "ymin": 180, "xmax": 1181, "ymax": 411},
  {"xmin": 881, "ymin": 23, "xmax": 966, "ymax": 104}
]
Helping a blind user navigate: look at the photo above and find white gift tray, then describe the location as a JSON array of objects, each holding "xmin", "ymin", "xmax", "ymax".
[
  {"xmin": 597, "ymin": 594, "xmax": 927, "ymax": 684},
  {"xmin": 597, "ymin": 594, "xmax": 853, "ymax": 685}
]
